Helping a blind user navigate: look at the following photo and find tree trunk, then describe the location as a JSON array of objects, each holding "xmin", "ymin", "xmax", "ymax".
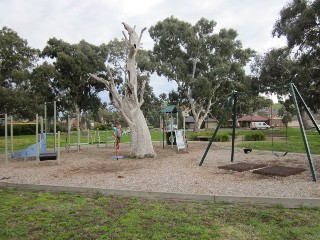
[
  {"xmin": 301, "ymin": 110, "xmax": 311, "ymax": 129},
  {"xmin": 89, "ymin": 23, "xmax": 155, "ymax": 158},
  {"xmin": 193, "ymin": 119, "xmax": 202, "ymax": 133},
  {"xmin": 130, "ymin": 109, "xmax": 154, "ymax": 158}
]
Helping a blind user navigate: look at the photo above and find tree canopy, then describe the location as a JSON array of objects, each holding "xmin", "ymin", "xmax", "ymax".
[
  {"xmin": 149, "ymin": 16, "xmax": 255, "ymax": 131},
  {"xmin": 42, "ymin": 38, "xmax": 108, "ymax": 114},
  {"xmin": 0, "ymin": 27, "xmax": 40, "ymax": 118},
  {"xmin": 252, "ymin": 0, "xmax": 320, "ymax": 113}
]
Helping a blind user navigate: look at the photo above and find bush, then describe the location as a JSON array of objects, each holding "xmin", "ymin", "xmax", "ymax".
[
  {"xmin": 57, "ymin": 123, "xmax": 68, "ymax": 133},
  {"xmin": 0, "ymin": 125, "xmax": 5, "ymax": 136},
  {"xmin": 20, "ymin": 124, "xmax": 36, "ymax": 135},
  {"xmin": 94, "ymin": 123, "xmax": 107, "ymax": 131},
  {"xmin": 214, "ymin": 133, "xmax": 230, "ymax": 142},
  {"xmin": 188, "ymin": 133, "xmax": 197, "ymax": 141},
  {"xmin": 0, "ymin": 124, "xmax": 38, "ymax": 136},
  {"xmin": 188, "ymin": 132, "xmax": 230, "ymax": 142},
  {"xmin": 12, "ymin": 125, "xmax": 22, "ymax": 135},
  {"xmin": 244, "ymin": 132, "xmax": 266, "ymax": 141}
]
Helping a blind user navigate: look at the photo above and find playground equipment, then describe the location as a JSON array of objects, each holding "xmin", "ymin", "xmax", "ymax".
[
  {"xmin": 160, "ymin": 105, "xmax": 187, "ymax": 152},
  {"xmin": 65, "ymin": 122, "xmax": 117, "ymax": 152},
  {"xmin": 65, "ymin": 112, "xmax": 91, "ymax": 152},
  {"xmin": 65, "ymin": 114, "xmax": 90, "ymax": 152},
  {"xmin": 44, "ymin": 101, "xmax": 57, "ymax": 152},
  {"xmin": 199, "ymin": 83, "xmax": 320, "ymax": 182},
  {"xmin": 270, "ymin": 104, "xmax": 289, "ymax": 157},
  {"xmin": 4, "ymin": 114, "xmax": 60, "ymax": 165},
  {"xmin": 65, "ymin": 113, "xmax": 117, "ymax": 152},
  {"xmin": 160, "ymin": 105, "xmax": 178, "ymax": 148},
  {"xmin": 238, "ymin": 103, "xmax": 253, "ymax": 154}
]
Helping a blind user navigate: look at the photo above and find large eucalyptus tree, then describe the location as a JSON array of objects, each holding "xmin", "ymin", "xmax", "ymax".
[
  {"xmin": 272, "ymin": 0, "xmax": 320, "ymax": 112},
  {"xmin": 149, "ymin": 17, "xmax": 254, "ymax": 132},
  {"xmin": 0, "ymin": 26, "xmax": 40, "ymax": 118},
  {"xmin": 90, "ymin": 23, "xmax": 155, "ymax": 158},
  {"xmin": 250, "ymin": 0, "xmax": 320, "ymax": 129},
  {"xmin": 42, "ymin": 38, "xmax": 108, "ymax": 116}
]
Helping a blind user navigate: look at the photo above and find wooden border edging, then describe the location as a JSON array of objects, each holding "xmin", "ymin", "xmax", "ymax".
[{"xmin": 0, "ymin": 182, "xmax": 319, "ymax": 209}]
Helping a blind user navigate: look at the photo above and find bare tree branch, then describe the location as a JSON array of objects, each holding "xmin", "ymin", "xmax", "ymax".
[
  {"xmin": 138, "ymin": 27, "xmax": 147, "ymax": 47},
  {"xmin": 88, "ymin": 73, "xmax": 109, "ymax": 86}
]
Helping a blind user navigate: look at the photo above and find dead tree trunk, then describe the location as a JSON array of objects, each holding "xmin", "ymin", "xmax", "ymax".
[{"xmin": 89, "ymin": 23, "xmax": 155, "ymax": 158}]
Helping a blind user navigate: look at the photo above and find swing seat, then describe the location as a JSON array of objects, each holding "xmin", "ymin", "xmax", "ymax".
[
  {"xmin": 272, "ymin": 151, "xmax": 288, "ymax": 157},
  {"xmin": 243, "ymin": 148, "xmax": 252, "ymax": 154},
  {"xmin": 39, "ymin": 152, "xmax": 57, "ymax": 161}
]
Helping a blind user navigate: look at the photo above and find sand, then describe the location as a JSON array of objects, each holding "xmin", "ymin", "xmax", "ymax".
[{"xmin": 1, "ymin": 141, "xmax": 319, "ymax": 198}]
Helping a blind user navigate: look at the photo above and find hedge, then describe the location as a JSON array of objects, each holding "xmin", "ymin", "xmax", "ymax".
[
  {"xmin": 244, "ymin": 132, "xmax": 266, "ymax": 141},
  {"xmin": 189, "ymin": 132, "xmax": 230, "ymax": 142}
]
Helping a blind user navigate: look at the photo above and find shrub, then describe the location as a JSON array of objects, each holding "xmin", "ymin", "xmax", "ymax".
[
  {"xmin": 188, "ymin": 132, "xmax": 230, "ymax": 142},
  {"xmin": 189, "ymin": 133, "xmax": 199, "ymax": 141},
  {"xmin": 214, "ymin": 133, "xmax": 230, "ymax": 142},
  {"xmin": 57, "ymin": 123, "xmax": 68, "ymax": 133},
  {"xmin": 0, "ymin": 125, "xmax": 5, "ymax": 136},
  {"xmin": 20, "ymin": 125, "xmax": 36, "ymax": 135},
  {"xmin": 94, "ymin": 123, "xmax": 107, "ymax": 130},
  {"xmin": 244, "ymin": 132, "xmax": 266, "ymax": 141}
]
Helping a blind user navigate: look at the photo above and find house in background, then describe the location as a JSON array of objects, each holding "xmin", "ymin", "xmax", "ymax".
[
  {"xmin": 204, "ymin": 117, "xmax": 218, "ymax": 130},
  {"xmin": 238, "ymin": 115, "xmax": 269, "ymax": 128},
  {"xmin": 185, "ymin": 116, "xmax": 195, "ymax": 130},
  {"xmin": 269, "ymin": 116, "xmax": 284, "ymax": 128},
  {"xmin": 184, "ymin": 116, "xmax": 218, "ymax": 130}
]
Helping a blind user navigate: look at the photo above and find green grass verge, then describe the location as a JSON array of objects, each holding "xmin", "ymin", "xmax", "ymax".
[
  {"xmin": 185, "ymin": 128, "xmax": 320, "ymax": 154},
  {"xmin": 0, "ymin": 189, "xmax": 319, "ymax": 240},
  {"xmin": 238, "ymin": 128, "xmax": 320, "ymax": 154},
  {"xmin": 1, "ymin": 128, "xmax": 319, "ymax": 154},
  {"xmin": 0, "ymin": 130, "xmax": 164, "ymax": 153}
]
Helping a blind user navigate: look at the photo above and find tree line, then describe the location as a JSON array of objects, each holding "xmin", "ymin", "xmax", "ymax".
[{"xmin": 1, "ymin": 0, "xmax": 319, "ymax": 131}]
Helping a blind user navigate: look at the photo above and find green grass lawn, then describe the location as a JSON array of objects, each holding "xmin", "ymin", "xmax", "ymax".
[
  {"xmin": 0, "ymin": 130, "xmax": 164, "ymax": 154},
  {"xmin": 238, "ymin": 128, "xmax": 320, "ymax": 154},
  {"xmin": 1, "ymin": 189, "xmax": 319, "ymax": 240},
  {"xmin": 1, "ymin": 128, "xmax": 319, "ymax": 154},
  {"xmin": 186, "ymin": 128, "xmax": 320, "ymax": 154}
]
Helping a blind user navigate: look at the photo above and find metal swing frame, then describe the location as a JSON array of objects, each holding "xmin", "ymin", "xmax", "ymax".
[
  {"xmin": 239, "ymin": 101, "xmax": 254, "ymax": 154},
  {"xmin": 270, "ymin": 104, "xmax": 289, "ymax": 157},
  {"xmin": 199, "ymin": 83, "xmax": 320, "ymax": 182}
]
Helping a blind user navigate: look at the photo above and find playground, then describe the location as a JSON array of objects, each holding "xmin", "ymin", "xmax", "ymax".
[{"xmin": 1, "ymin": 141, "xmax": 319, "ymax": 199}]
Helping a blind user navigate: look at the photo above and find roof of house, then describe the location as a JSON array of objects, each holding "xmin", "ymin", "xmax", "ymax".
[
  {"xmin": 185, "ymin": 116, "xmax": 217, "ymax": 123},
  {"xmin": 206, "ymin": 117, "xmax": 218, "ymax": 122},
  {"xmin": 238, "ymin": 115, "xmax": 269, "ymax": 122},
  {"xmin": 185, "ymin": 116, "xmax": 195, "ymax": 123}
]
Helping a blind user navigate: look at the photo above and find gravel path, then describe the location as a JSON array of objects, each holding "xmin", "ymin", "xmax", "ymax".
[{"xmin": 1, "ymin": 142, "xmax": 319, "ymax": 198}]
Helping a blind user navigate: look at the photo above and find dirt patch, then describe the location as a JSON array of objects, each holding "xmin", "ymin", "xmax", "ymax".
[
  {"xmin": 253, "ymin": 165, "xmax": 306, "ymax": 177},
  {"xmin": 1, "ymin": 141, "xmax": 319, "ymax": 198},
  {"xmin": 218, "ymin": 163, "xmax": 267, "ymax": 172}
]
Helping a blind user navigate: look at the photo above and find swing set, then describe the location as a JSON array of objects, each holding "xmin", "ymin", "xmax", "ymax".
[
  {"xmin": 270, "ymin": 104, "xmax": 289, "ymax": 157},
  {"xmin": 239, "ymin": 105, "xmax": 289, "ymax": 157},
  {"xmin": 199, "ymin": 83, "xmax": 320, "ymax": 182}
]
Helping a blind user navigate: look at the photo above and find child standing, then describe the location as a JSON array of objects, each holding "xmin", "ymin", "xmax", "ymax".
[{"xmin": 113, "ymin": 123, "xmax": 122, "ymax": 149}]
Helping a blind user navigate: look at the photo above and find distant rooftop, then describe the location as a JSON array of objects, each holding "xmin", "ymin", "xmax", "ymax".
[{"xmin": 238, "ymin": 116, "xmax": 269, "ymax": 122}]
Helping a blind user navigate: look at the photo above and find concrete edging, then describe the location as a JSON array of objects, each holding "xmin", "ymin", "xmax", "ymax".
[{"xmin": 0, "ymin": 182, "xmax": 319, "ymax": 209}]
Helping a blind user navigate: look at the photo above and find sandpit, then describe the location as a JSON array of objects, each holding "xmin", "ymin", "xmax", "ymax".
[{"xmin": 0, "ymin": 142, "xmax": 319, "ymax": 198}]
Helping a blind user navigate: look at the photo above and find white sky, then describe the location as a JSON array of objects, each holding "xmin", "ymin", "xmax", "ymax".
[{"xmin": 0, "ymin": 0, "xmax": 289, "ymax": 102}]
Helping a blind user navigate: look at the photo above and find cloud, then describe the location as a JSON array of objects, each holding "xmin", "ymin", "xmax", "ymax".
[
  {"xmin": 150, "ymin": 74, "xmax": 177, "ymax": 97},
  {"xmin": 0, "ymin": 0, "xmax": 289, "ymax": 99}
]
